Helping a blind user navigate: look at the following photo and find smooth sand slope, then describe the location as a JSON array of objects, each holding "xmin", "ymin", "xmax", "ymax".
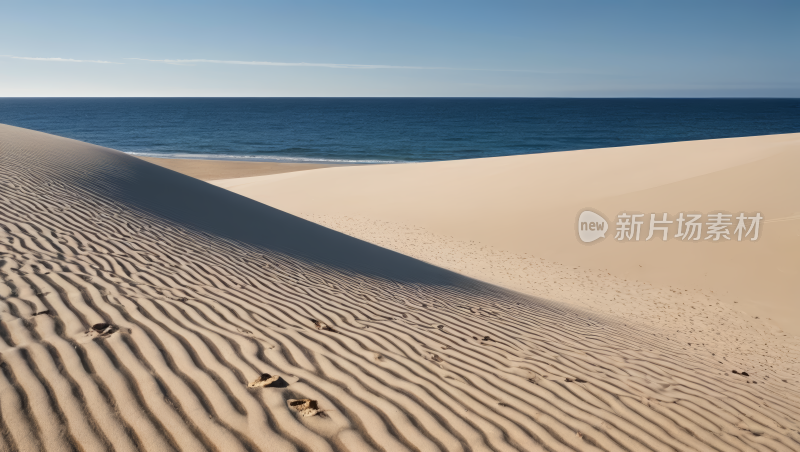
[
  {"xmin": 2, "ymin": 124, "xmax": 800, "ymax": 451},
  {"xmin": 139, "ymin": 157, "xmax": 339, "ymax": 181},
  {"xmin": 212, "ymin": 134, "xmax": 800, "ymax": 338}
]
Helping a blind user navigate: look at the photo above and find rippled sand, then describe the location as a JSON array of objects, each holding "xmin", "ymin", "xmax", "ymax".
[{"xmin": 2, "ymin": 124, "xmax": 800, "ymax": 451}]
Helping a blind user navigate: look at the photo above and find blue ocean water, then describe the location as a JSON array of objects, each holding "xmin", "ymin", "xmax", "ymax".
[{"xmin": 0, "ymin": 98, "xmax": 798, "ymax": 163}]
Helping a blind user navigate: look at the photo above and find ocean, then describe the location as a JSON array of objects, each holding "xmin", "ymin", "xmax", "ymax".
[{"xmin": 0, "ymin": 98, "xmax": 798, "ymax": 163}]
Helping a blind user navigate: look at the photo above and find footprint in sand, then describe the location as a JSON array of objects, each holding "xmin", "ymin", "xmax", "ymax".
[
  {"xmin": 86, "ymin": 323, "xmax": 118, "ymax": 338},
  {"xmin": 565, "ymin": 377, "xmax": 587, "ymax": 383},
  {"xmin": 311, "ymin": 319, "xmax": 337, "ymax": 333},
  {"xmin": 287, "ymin": 399, "xmax": 321, "ymax": 417},
  {"xmin": 247, "ymin": 373, "xmax": 287, "ymax": 388}
]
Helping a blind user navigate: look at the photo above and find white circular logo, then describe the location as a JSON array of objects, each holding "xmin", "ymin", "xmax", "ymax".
[{"xmin": 577, "ymin": 210, "xmax": 608, "ymax": 243}]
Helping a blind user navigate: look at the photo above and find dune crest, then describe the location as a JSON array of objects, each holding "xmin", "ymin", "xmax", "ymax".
[{"xmin": 2, "ymin": 124, "xmax": 800, "ymax": 451}]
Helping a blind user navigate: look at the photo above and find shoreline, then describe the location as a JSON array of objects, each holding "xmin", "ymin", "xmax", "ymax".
[{"xmin": 138, "ymin": 156, "xmax": 346, "ymax": 181}]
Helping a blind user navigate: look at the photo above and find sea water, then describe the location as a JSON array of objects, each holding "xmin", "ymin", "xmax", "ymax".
[{"xmin": 0, "ymin": 98, "xmax": 797, "ymax": 164}]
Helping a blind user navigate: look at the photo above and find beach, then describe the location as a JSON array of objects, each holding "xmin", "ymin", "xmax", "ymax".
[
  {"xmin": 2, "ymin": 123, "xmax": 800, "ymax": 451},
  {"xmin": 140, "ymin": 157, "xmax": 340, "ymax": 181}
]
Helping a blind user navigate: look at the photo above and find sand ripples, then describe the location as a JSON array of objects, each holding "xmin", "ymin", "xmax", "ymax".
[{"xmin": 1, "ymin": 124, "xmax": 799, "ymax": 451}]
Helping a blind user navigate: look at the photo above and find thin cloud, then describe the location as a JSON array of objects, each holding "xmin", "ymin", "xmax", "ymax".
[
  {"xmin": 126, "ymin": 57, "xmax": 596, "ymax": 75},
  {"xmin": 127, "ymin": 58, "xmax": 574, "ymax": 74},
  {"xmin": 1, "ymin": 55, "xmax": 122, "ymax": 64},
  {"xmin": 128, "ymin": 58, "xmax": 445, "ymax": 70}
]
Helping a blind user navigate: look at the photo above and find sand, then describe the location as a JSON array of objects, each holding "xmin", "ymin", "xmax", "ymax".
[
  {"xmin": 2, "ymin": 124, "xmax": 800, "ymax": 451},
  {"xmin": 212, "ymin": 133, "xmax": 800, "ymax": 352},
  {"xmin": 139, "ymin": 156, "xmax": 339, "ymax": 181}
]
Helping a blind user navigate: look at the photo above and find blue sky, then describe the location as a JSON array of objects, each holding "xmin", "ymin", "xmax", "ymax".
[{"xmin": 1, "ymin": 0, "xmax": 797, "ymax": 97}]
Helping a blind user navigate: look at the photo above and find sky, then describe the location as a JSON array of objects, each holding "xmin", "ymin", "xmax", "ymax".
[{"xmin": 0, "ymin": 0, "xmax": 798, "ymax": 97}]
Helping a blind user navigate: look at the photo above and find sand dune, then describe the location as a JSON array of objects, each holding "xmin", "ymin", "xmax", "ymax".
[
  {"xmin": 212, "ymin": 134, "xmax": 800, "ymax": 334},
  {"xmin": 212, "ymin": 134, "xmax": 800, "ymax": 371},
  {"xmin": 2, "ymin": 124, "xmax": 800, "ymax": 451}
]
